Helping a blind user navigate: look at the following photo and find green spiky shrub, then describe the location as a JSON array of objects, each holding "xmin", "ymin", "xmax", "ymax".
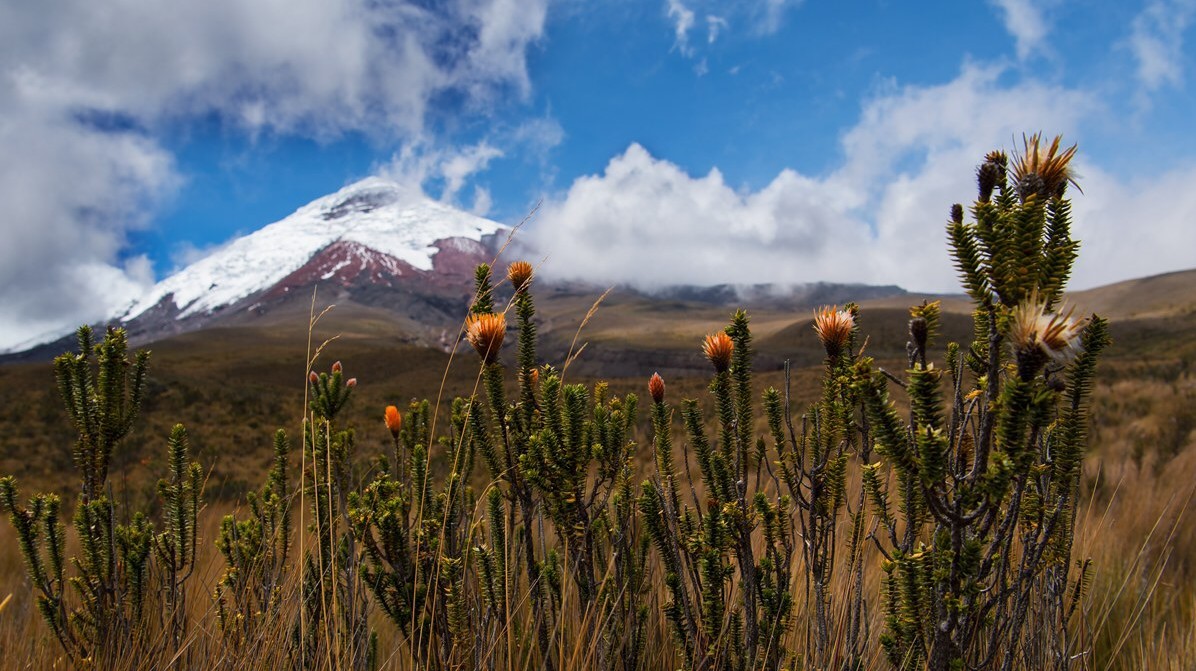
[
  {"xmin": 348, "ymin": 395, "xmax": 479, "ymax": 667},
  {"xmin": 855, "ymin": 135, "xmax": 1110, "ymax": 670},
  {"xmin": 641, "ymin": 308, "xmax": 870, "ymax": 671},
  {"xmin": 347, "ymin": 261, "xmax": 650, "ymax": 670},
  {"xmin": 214, "ymin": 428, "xmax": 292, "ymax": 648},
  {"xmin": 294, "ymin": 361, "xmax": 374, "ymax": 669},
  {"xmin": 0, "ymin": 326, "xmax": 201, "ymax": 664}
]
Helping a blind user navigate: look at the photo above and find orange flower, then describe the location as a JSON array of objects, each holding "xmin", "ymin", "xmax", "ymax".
[
  {"xmin": 331, "ymin": 361, "xmax": 342, "ymax": 374},
  {"xmin": 702, "ymin": 332, "xmax": 734, "ymax": 372},
  {"xmin": 308, "ymin": 371, "xmax": 319, "ymax": 384},
  {"xmin": 507, "ymin": 261, "xmax": 534, "ymax": 292},
  {"xmin": 813, "ymin": 306, "xmax": 854, "ymax": 358},
  {"xmin": 384, "ymin": 405, "xmax": 402, "ymax": 438},
  {"xmin": 648, "ymin": 372, "xmax": 665, "ymax": 404},
  {"xmin": 466, "ymin": 312, "xmax": 507, "ymax": 364}
]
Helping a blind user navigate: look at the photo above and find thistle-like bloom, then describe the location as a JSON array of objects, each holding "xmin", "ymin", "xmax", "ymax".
[
  {"xmin": 507, "ymin": 261, "xmax": 534, "ymax": 292},
  {"xmin": 649, "ymin": 372, "xmax": 665, "ymax": 404},
  {"xmin": 384, "ymin": 405, "xmax": 402, "ymax": 438},
  {"xmin": 703, "ymin": 332, "xmax": 734, "ymax": 372},
  {"xmin": 1009, "ymin": 295, "xmax": 1087, "ymax": 366},
  {"xmin": 467, "ymin": 312, "xmax": 507, "ymax": 364},
  {"xmin": 813, "ymin": 306, "xmax": 854, "ymax": 358},
  {"xmin": 1012, "ymin": 133, "xmax": 1079, "ymax": 200}
]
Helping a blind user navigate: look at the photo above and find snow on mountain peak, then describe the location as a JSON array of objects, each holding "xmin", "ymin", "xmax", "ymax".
[{"xmin": 117, "ymin": 178, "xmax": 508, "ymax": 322}]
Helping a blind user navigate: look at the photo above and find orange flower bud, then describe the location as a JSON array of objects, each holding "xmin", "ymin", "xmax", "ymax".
[
  {"xmin": 309, "ymin": 371, "xmax": 319, "ymax": 384},
  {"xmin": 648, "ymin": 372, "xmax": 665, "ymax": 404},
  {"xmin": 702, "ymin": 332, "xmax": 734, "ymax": 372},
  {"xmin": 813, "ymin": 306, "xmax": 854, "ymax": 359},
  {"xmin": 331, "ymin": 361, "xmax": 342, "ymax": 374},
  {"xmin": 466, "ymin": 312, "xmax": 507, "ymax": 364},
  {"xmin": 530, "ymin": 368, "xmax": 540, "ymax": 386},
  {"xmin": 384, "ymin": 405, "xmax": 402, "ymax": 438},
  {"xmin": 346, "ymin": 378, "xmax": 357, "ymax": 388},
  {"xmin": 507, "ymin": 261, "xmax": 534, "ymax": 292}
]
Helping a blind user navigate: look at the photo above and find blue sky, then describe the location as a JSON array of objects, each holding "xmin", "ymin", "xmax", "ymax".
[{"xmin": 1, "ymin": 0, "xmax": 1195, "ymax": 349}]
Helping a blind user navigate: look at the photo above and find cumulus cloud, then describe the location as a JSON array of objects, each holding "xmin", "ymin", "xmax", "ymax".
[
  {"xmin": 533, "ymin": 64, "xmax": 1179, "ymax": 294},
  {"xmin": 1129, "ymin": 0, "xmax": 1196, "ymax": 93},
  {"xmin": 534, "ymin": 143, "xmax": 872, "ymax": 287},
  {"xmin": 989, "ymin": 0, "xmax": 1053, "ymax": 60},
  {"xmin": 1068, "ymin": 163, "xmax": 1196, "ymax": 290},
  {"xmin": 0, "ymin": 0, "xmax": 548, "ymax": 350}
]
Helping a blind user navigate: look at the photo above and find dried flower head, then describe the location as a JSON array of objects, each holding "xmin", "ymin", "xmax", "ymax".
[
  {"xmin": 813, "ymin": 306, "xmax": 854, "ymax": 358},
  {"xmin": 466, "ymin": 312, "xmax": 507, "ymax": 364},
  {"xmin": 909, "ymin": 316, "xmax": 929, "ymax": 351},
  {"xmin": 384, "ymin": 405, "xmax": 402, "ymax": 438},
  {"xmin": 1012, "ymin": 133, "xmax": 1079, "ymax": 201},
  {"xmin": 1009, "ymin": 293, "xmax": 1087, "ymax": 367},
  {"xmin": 950, "ymin": 203, "xmax": 964, "ymax": 225},
  {"xmin": 702, "ymin": 332, "xmax": 734, "ymax": 372},
  {"xmin": 648, "ymin": 372, "xmax": 665, "ymax": 404},
  {"xmin": 331, "ymin": 361, "xmax": 342, "ymax": 374},
  {"xmin": 507, "ymin": 261, "xmax": 534, "ymax": 292}
]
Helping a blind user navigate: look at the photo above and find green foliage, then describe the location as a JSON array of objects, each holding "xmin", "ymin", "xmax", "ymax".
[
  {"xmin": 296, "ymin": 360, "xmax": 371, "ymax": 669},
  {"xmin": 860, "ymin": 136, "xmax": 1107, "ymax": 671},
  {"xmin": 215, "ymin": 428, "xmax": 292, "ymax": 643},
  {"xmin": 1, "ymin": 327, "xmax": 201, "ymax": 665}
]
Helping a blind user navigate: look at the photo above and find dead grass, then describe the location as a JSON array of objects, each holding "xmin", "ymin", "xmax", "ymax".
[{"xmin": 0, "ymin": 294, "xmax": 1193, "ymax": 669}]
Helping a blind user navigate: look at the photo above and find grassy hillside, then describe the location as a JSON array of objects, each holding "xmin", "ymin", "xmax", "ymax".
[{"xmin": 1, "ymin": 267, "xmax": 1194, "ymax": 670}]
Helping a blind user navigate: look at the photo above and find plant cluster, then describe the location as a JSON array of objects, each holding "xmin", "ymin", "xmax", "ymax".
[
  {"xmin": 2, "ymin": 136, "xmax": 1109, "ymax": 670},
  {"xmin": 1, "ymin": 326, "xmax": 201, "ymax": 665}
]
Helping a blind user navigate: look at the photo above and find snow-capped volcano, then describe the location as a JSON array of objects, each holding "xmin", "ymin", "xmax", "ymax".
[{"xmin": 118, "ymin": 177, "xmax": 508, "ymax": 326}]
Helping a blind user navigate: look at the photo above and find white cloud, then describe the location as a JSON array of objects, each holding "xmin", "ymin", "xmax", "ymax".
[
  {"xmin": 510, "ymin": 114, "xmax": 567, "ymax": 160},
  {"xmin": 665, "ymin": 1, "xmax": 796, "ymax": 57},
  {"xmin": 1129, "ymin": 0, "xmax": 1196, "ymax": 92},
  {"xmin": 170, "ymin": 239, "xmax": 236, "ymax": 270},
  {"xmin": 0, "ymin": 106, "xmax": 176, "ymax": 350},
  {"xmin": 707, "ymin": 15, "xmax": 729, "ymax": 44},
  {"xmin": 989, "ymin": 0, "xmax": 1052, "ymax": 60},
  {"xmin": 534, "ymin": 143, "xmax": 872, "ymax": 288},
  {"xmin": 470, "ymin": 186, "xmax": 495, "ymax": 217},
  {"xmin": 755, "ymin": 0, "xmax": 799, "ymax": 35},
  {"xmin": 379, "ymin": 140, "xmax": 504, "ymax": 205},
  {"xmin": 666, "ymin": 0, "xmax": 697, "ymax": 57},
  {"xmin": 533, "ymin": 64, "xmax": 1176, "ymax": 294},
  {"xmin": 1068, "ymin": 162, "xmax": 1196, "ymax": 290},
  {"xmin": 0, "ymin": 0, "xmax": 548, "ymax": 350}
]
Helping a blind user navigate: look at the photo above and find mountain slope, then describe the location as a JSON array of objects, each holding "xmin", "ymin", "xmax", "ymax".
[{"xmin": 115, "ymin": 177, "xmax": 508, "ymax": 342}]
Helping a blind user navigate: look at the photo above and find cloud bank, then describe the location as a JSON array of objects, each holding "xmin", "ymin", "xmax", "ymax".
[
  {"xmin": 535, "ymin": 63, "xmax": 1195, "ymax": 294},
  {"xmin": 0, "ymin": 0, "xmax": 548, "ymax": 350}
]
